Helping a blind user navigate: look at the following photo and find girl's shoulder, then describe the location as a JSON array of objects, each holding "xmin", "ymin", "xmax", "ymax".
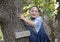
[
  {"xmin": 35, "ymin": 16, "xmax": 43, "ymax": 22},
  {"xmin": 35, "ymin": 16, "xmax": 42, "ymax": 19}
]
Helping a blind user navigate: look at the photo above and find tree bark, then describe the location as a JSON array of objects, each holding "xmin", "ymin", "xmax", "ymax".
[
  {"xmin": 0, "ymin": 0, "xmax": 29, "ymax": 42},
  {"xmin": 56, "ymin": 0, "xmax": 60, "ymax": 42}
]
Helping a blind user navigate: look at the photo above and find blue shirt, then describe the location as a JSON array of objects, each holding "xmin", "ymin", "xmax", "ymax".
[
  {"xmin": 33, "ymin": 16, "xmax": 43, "ymax": 32},
  {"xmin": 25, "ymin": 16, "xmax": 43, "ymax": 33},
  {"xmin": 25, "ymin": 16, "xmax": 50, "ymax": 42}
]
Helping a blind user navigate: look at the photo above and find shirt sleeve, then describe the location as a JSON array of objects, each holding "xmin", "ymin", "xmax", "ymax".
[{"xmin": 34, "ymin": 17, "xmax": 43, "ymax": 33}]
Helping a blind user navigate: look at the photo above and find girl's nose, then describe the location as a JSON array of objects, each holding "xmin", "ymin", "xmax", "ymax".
[{"xmin": 33, "ymin": 12, "xmax": 35, "ymax": 14}]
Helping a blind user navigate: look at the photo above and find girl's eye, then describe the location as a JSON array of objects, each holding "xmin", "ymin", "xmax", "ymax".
[
  {"xmin": 35, "ymin": 11, "xmax": 38, "ymax": 12},
  {"xmin": 31, "ymin": 10, "xmax": 34, "ymax": 12},
  {"xmin": 31, "ymin": 10, "xmax": 38, "ymax": 12}
]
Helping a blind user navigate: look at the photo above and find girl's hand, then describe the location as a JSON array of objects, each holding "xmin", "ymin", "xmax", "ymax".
[
  {"xmin": 18, "ymin": 14, "xmax": 25, "ymax": 20},
  {"xmin": 18, "ymin": 14, "xmax": 34, "ymax": 27},
  {"xmin": 20, "ymin": 14, "xmax": 25, "ymax": 20}
]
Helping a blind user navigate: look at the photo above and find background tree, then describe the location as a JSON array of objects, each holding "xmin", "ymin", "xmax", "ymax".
[{"xmin": 56, "ymin": 0, "xmax": 60, "ymax": 42}]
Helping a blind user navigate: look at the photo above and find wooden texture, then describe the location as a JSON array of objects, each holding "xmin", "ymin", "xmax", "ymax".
[
  {"xmin": 0, "ymin": 0, "xmax": 29, "ymax": 42},
  {"xmin": 15, "ymin": 30, "xmax": 30, "ymax": 39}
]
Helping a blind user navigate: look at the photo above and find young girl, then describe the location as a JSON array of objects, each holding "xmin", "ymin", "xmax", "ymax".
[{"xmin": 19, "ymin": 6, "xmax": 50, "ymax": 42}]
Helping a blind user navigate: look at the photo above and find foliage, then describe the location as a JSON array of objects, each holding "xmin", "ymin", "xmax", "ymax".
[
  {"xmin": 0, "ymin": 29, "xmax": 3, "ymax": 40},
  {"xmin": 22, "ymin": 0, "xmax": 58, "ymax": 21}
]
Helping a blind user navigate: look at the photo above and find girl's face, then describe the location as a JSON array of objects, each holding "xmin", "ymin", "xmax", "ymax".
[{"xmin": 30, "ymin": 7, "xmax": 39, "ymax": 18}]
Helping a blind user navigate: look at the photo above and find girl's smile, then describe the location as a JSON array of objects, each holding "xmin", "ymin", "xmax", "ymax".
[{"xmin": 30, "ymin": 7, "xmax": 40, "ymax": 18}]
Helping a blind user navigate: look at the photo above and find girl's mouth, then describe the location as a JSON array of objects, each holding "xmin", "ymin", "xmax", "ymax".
[{"xmin": 32, "ymin": 14, "xmax": 36, "ymax": 16}]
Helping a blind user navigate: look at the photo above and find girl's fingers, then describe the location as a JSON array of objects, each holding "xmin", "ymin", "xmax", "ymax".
[
  {"xmin": 18, "ymin": 14, "xmax": 25, "ymax": 20},
  {"xmin": 18, "ymin": 16, "xmax": 20, "ymax": 18}
]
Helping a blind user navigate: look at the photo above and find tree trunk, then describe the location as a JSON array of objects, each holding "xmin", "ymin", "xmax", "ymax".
[
  {"xmin": 56, "ymin": 0, "xmax": 60, "ymax": 42},
  {"xmin": 48, "ymin": 20, "xmax": 55, "ymax": 42},
  {"xmin": 0, "ymin": 0, "xmax": 29, "ymax": 42}
]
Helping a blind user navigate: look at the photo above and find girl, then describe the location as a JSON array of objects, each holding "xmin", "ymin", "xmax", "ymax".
[{"xmin": 19, "ymin": 6, "xmax": 50, "ymax": 42}]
